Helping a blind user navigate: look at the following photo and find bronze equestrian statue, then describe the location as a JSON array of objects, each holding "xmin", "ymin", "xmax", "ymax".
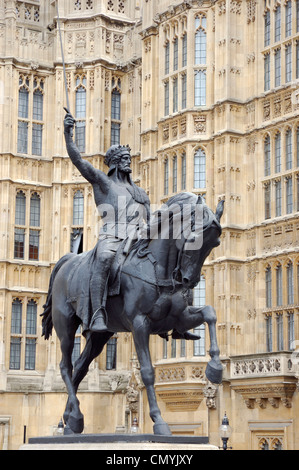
[
  {"xmin": 63, "ymin": 110, "xmax": 151, "ymax": 333},
  {"xmin": 41, "ymin": 111, "xmax": 224, "ymax": 435}
]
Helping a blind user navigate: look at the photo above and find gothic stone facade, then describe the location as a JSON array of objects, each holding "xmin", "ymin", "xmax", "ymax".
[{"xmin": 0, "ymin": 0, "xmax": 298, "ymax": 450}]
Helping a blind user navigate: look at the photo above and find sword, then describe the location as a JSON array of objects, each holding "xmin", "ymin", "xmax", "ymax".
[{"xmin": 56, "ymin": 0, "xmax": 71, "ymax": 113}]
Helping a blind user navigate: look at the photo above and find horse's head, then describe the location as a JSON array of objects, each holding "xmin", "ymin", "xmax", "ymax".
[{"xmin": 177, "ymin": 195, "xmax": 224, "ymax": 289}]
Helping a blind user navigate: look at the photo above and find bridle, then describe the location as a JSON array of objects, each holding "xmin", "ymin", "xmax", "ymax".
[{"xmin": 172, "ymin": 208, "xmax": 222, "ymax": 289}]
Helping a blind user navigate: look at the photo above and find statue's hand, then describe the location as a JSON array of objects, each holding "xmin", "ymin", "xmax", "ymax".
[{"xmin": 64, "ymin": 108, "xmax": 76, "ymax": 137}]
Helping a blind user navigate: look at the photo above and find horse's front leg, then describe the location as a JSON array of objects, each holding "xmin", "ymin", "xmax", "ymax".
[
  {"xmin": 177, "ymin": 305, "xmax": 223, "ymax": 384},
  {"xmin": 132, "ymin": 317, "xmax": 172, "ymax": 436},
  {"xmin": 199, "ymin": 305, "xmax": 223, "ymax": 384}
]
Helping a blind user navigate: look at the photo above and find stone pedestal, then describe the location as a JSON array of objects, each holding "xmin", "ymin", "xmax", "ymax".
[{"xmin": 20, "ymin": 434, "xmax": 219, "ymax": 451}]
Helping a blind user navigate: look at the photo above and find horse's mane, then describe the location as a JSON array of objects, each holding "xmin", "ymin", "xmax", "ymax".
[
  {"xmin": 164, "ymin": 191, "xmax": 199, "ymax": 209},
  {"xmin": 132, "ymin": 192, "xmax": 204, "ymax": 255}
]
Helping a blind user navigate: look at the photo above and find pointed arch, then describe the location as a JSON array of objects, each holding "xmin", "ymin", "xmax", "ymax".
[{"xmin": 194, "ymin": 147, "xmax": 206, "ymax": 189}]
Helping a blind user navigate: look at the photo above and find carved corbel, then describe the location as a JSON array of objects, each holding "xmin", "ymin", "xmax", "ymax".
[
  {"xmin": 244, "ymin": 398, "xmax": 255, "ymax": 409},
  {"xmin": 256, "ymin": 398, "xmax": 267, "ymax": 409}
]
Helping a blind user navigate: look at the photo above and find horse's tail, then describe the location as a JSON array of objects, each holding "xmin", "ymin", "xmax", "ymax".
[{"xmin": 41, "ymin": 253, "xmax": 74, "ymax": 340}]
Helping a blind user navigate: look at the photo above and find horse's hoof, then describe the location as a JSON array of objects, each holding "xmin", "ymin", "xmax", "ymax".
[
  {"xmin": 153, "ymin": 422, "xmax": 172, "ymax": 436},
  {"xmin": 64, "ymin": 424, "xmax": 75, "ymax": 435},
  {"xmin": 206, "ymin": 360, "xmax": 223, "ymax": 385},
  {"xmin": 67, "ymin": 411, "xmax": 84, "ymax": 434}
]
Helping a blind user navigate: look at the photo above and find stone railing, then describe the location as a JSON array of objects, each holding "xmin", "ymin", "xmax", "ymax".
[
  {"xmin": 154, "ymin": 361, "xmax": 218, "ymax": 411},
  {"xmin": 155, "ymin": 361, "xmax": 207, "ymax": 384},
  {"xmin": 230, "ymin": 352, "xmax": 299, "ymax": 409},
  {"xmin": 16, "ymin": 1, "xmax": 40, "ymax": 23},
  {"xmin": 230, "ymin": 351, "xmax": 298, "ymax": 379}
]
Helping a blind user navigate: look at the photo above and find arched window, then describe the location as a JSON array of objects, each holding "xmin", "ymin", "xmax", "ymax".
[
  {"xmin": 15, "ymin": 192, "xmax": 26, "ymax": 260},
  {"xmin": 164, "ymin": 158, "xmax": 169, "ymax": 195},
  {"xmin": 195, "ymin": 15, "xmax": 207, "ymax": 65},
  {"xmin": 25, "ymin": 300, "xmax": 37, "ymax": 370},
  {"xmin": 172, "ymin": 156, "xmax": 177, "ymax": 193},
  {"xmin": 275, "ymin": 48, "xmax": 281, "ymax": 87},
  {"xmin": 286, "ymin": 176, "xmax": 293, "ymax": 214},
  {"xmin": 165, "ymin": 42, "xmax": 170, "ymax": 75},
  {"xmin": 181, "ymin": 73, "xmax": 187, "ymax": 109},
  {"xmin": 285, "ymin": 0, "xmax": 292, "ymax": 37},
  {"xmin": 194, "ymin": 15, "xmax": 207, "ymax": 106},
  {"xmin": 11, "ymin": 299, "xmax": 22, "ymax": 335},
  {"xmin": 276, "ymin": 264, "xmax": 283, "ymax": 307},
  {"xmin": 33, "ymin": 80, "xmax": 44, "ymax": 121},
  {"xmin": 26, "ymin": 300, "xmax": 37, "ymax": 335},
  {"xmin": 275, "ymin": 5, "xmax": 281, "ymax": 41},
  {"xmin": 18, "ymin": 80, "xmax": 29, "ymax": 119},
  {"xmin": 265, "ymin": 183, "xmax": 271, "ymax": 219},
  {"xmin": 10, "ymin": 299, "xmax": 23, "ymax": 370},
  {"xmin": 18, "ymin": 77, "xmax": 29, "ymax": 154},
  {"xmin": 275, "ymin": 179, "xmax": 282, "ymax": 217},
  {"xmin": 75, "ymin": 75, "xmax": 87, "ymax": 152},
  {"xmin": 264, "ymin": 135, "xmax": 271, "ymax": 176},
  {"xmin": 194, "ymin": 70, "xmax": 206, "ymax": 106},
  {"xmin": 171, "ymin": 338, "xmax": 177, "ymax": 358},
  {"xmin": 194, "ymin": 275, "xmax": 206, "ymax": 307},
  {"xmin": 111, "ymin": 78, "xmax": 121, "ymax": 146},
  {"xmin": 106, "ymin": 337, "xmax": 117, "ymax": 370},
  {"xmin": 288, "ymin": 312, "xmax": 295, "ymax": 350},
  {"xmin": 173, "ymin": 37, "xmax": 178, "ymax": 71},
  {"xmin": 173, "ymin": 77, "xmax": 178, "ymax": 113},
  {"xmin": 164, "ymin": 80, "xmax": 169, "ymax": 116},
  {"xmin": 275, "ymin": 132, "xmax": 281, "ymax": 173},
  {"xmin": 73, "ymin": 190, "xmax": 84, "ymax": 226},
  {"xmin": 266, "ymin": 315, "xmax": 273, "ymax": 352},
  {"xmin": 30, "ymin": 193, "xmax": 40, "ymax": 227},
  {"xmin": 72, "ymin": 191, "xmax": 84, "ymax": 254},
  {"xmin": 286, "ymin": 44, "xmax": 292, "ymax": 83},
  {"xmin": 266, "ymin": 266, "xmax": 272, "ymax": 308},
  {"xmin": 287, "ymin": 262, "xmax": 294, "ymax": 305},
  {"xmin": 286, "ymin": 128, "xmax": 292, "ymax": 170},
  {"xmin": 111, "ymin": 90, "xmax": 121, "ymax": 121},
  {"xmin": 32, "ymin": 79, "xmax": 44, "ymax": 156},
  {"xmin": 15, "ymin": 191, "xmax": 26, "ymax": 226},
  {"xmin": 17, "ymin": 75, "xmax": 45, "ymax": 156},
  {"xmin": 182, "ymin": 34, "xmax": 187, "ymax": 67},
  {"xmin": 277, "ymin": 313, "xmax": 284, "ymax": 350},
  {"xmin": 264, "ymin": 10, "xmax": 270, "ymax": 47},
  {"xmin": 71, "ymin": 326, "xmax": 81, "ymax": 366},
  {"xmin": 264, "ymin": 53, "xmax": 270, "ymax": 91},
  {"xmin": 181, "ymin": 153, "xmax": 186, "ymax": 190},
  {"xmin": 193, "ymin": 276, "xmax": 206, "ymax": 356},
  {"xmin": 194, "ymin": 148, "xmax": 206, "ymax": 189}
]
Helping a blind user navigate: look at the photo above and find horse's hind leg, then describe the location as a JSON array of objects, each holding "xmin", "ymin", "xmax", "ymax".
[
  {"xmin": 63, "ymin": 331, "xmax": 114, "ymax": 426},
  {"xmin": 53, "ymin": 306, "xmax": 84, "ymax": 434},
  {"xmin": 72, "ymin": 331, "xmax": 114, "ymax": 389}
]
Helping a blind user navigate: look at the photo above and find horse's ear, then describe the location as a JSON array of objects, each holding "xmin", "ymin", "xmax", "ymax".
[
  {"xmin": 216, "ymin": 200, "xmax": 224, "ymax": 222},
  {"xmin": 197, "ymin": 195, "xmax": 204, "ymax": 204}
]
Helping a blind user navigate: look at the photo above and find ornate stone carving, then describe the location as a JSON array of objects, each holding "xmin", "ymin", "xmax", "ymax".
[{"xmin": 203, "ymin": 383, "xmax": 218, "ymax": 409}]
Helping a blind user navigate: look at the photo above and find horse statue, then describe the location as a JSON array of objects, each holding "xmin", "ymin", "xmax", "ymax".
[{"xmin": 41, "ymin": 192, "xmax": 224, "ymax": 436}]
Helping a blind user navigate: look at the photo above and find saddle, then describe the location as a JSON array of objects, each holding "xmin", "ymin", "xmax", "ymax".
[
  {"xmin": 66, "ymin": 239, "xmax": 168, "ymax": 334},
  {"xmin": 67, "ymin": 239, "xmax": 127, "ymax": 304}
]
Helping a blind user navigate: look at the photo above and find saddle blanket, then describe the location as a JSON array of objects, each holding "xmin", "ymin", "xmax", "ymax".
[{"xmin": 66, "ymin": 240, "xmax": 126, "ymax": 332}]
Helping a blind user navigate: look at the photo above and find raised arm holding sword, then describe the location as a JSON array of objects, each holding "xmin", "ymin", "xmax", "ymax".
[{"xmin": 57, "ymin": 2, "xmax": 150, "ymax": 333}]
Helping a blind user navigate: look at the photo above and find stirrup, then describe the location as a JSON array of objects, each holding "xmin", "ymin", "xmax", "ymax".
[{"xmin": 90, "ymin": 308, "xmax": 108, "ymax": 333}]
